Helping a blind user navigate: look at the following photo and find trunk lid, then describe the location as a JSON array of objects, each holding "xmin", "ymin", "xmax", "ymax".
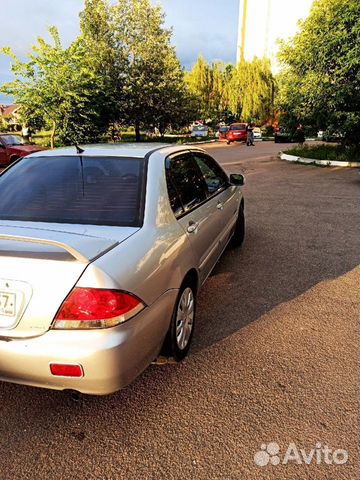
[{"xmin": 0, "ymin": 223, "xmax": 137, "ymax": 338}]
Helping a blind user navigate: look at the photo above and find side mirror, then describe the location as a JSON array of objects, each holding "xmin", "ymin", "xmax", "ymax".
[{"xmin": 229, "ymin": 173, "xmax": 245, "ymax": 186}]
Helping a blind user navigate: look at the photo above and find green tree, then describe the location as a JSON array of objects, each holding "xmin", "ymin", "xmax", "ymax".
[
  {"xmin": 0, "ymin": 116, "xmax": 8, "ymax": 133},
  {"xmin": 186, "ymin": 56, "xmax": 275, "ymax": 124},
  {"xmin": 111, "ymin": 0, "xmax": 193, "ymax": 140},
  {"xmin": 229, "ymin": 58, "xmax": 275, "ymax": 123},
  {"xmin": 2, "ymin": 0, "xmax": 194, "ymax": 146},
  {"xmin": 79, "ymin": 0, "xmax": 127, "ymax": 130},
  {"xmin": 1, "ymin": 27, "xmax": 110, "ymax": 147},
  {"xmin": 81, "ymin": 0, "xmax": 193, "ymax": 140},
  {"xmin": 278, "ymin": 0, "xmax": 360, "ymax": 145},
  {"xmin": 185, "ymin": 56, "xmax": 227, "ymax": 123}
]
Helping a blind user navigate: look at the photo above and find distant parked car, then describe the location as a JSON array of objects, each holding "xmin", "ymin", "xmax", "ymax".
[
  {"xmin": 226, "ymin": 123, "xmax": 247, "ymax": 144},
  {"xmin": 322, "ymin": 130, "xmax": 344, "ymax": 143},
  {"xmin": 274, "ymin": 128, "xmax": 305, "ymax": 144},
  {"xmin": 253, "ymin": 127, "xmax": 262, "ymax": 140},
  {"xmin": 217, "ymin": 126, "xmax": 229, "ymax": 141},
  {"xmin": 191, "ymin": 125, "xmax": 208, "ymax": 138},
  {"xmin": 0, "ymin": 143, "xmax": 245, "ymax": 395},
  {"xmin": 0, "ymin": 134, "xmax": 47, "ymax": 167}
]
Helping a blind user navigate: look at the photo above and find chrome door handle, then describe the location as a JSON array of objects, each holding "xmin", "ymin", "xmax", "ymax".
[
  {"xmin": 187, "ymin": 221, "xmax": 199, "ymax": 233},
  {"xmin": 217, "ymin": 202, "xmax": 224, "ymax": 210}
]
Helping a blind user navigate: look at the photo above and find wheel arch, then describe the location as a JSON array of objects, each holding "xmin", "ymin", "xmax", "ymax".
[{"xmin": 182, "ymin": 268, "xmax": 199, "ymax": 294}]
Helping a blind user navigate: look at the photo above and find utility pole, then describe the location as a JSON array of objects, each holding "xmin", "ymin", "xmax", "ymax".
[{"xmin": 236, "ymin": 0, "xmax": 248, "ymax": 64}]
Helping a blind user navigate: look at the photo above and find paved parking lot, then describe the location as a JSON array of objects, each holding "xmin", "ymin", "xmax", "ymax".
[{"xmin": 0, "ymin": 141, "xmax": 359, "ymax": 479}]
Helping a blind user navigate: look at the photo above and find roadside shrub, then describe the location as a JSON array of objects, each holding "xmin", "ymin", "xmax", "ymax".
[
  {"xmin": 284, "ymin": 144, "xmax": 360, "ymax": 162},
  {"xmin": 261, "ymin": 125, "xmax": 274, "ymax": 136}
]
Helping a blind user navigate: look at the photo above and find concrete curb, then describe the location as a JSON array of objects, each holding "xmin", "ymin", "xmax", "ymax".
[{"xmin": 280, "ymin": 152, "xmax": 360, "ymax": 168}]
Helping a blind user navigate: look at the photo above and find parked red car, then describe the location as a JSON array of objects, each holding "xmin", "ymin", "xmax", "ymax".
[
  {"xmin": 226, "ymin": 123, "xmax": 247, "ymax": 145},
  {"xmin": 0, "ymin": 134, "xmax": 47, "ymax": 167}
]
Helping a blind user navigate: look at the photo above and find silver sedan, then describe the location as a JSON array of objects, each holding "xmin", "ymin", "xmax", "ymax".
[{"xmin": 0, "ymin": 144, "xmax": 245, "ymax": 395}]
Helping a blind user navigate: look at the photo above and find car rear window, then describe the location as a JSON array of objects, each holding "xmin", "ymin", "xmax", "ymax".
[
  {"xmin": 231, "ymin": 125, "xmax": 246, "ymax": 131},
  {"xmin": 0, "ymin": 156, "xmax": 145, "ymax": 227}
]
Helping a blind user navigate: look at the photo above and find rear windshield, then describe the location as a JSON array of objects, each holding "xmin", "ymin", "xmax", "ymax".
[
  {"xmin": 230, "ymin": 125, "xmax": 246, "ymax": 131},
  {"xmin": 0, "ymin": 156, "xmax": 145, "ymax": 227}
]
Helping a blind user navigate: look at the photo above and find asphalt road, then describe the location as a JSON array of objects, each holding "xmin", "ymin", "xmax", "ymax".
[{"xmin": 0, "ymin": 141, "xmax": 359, "ymax": 480}]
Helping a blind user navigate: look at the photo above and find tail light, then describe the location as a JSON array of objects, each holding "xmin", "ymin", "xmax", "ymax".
[{"xmin": 53, "ymin": 288, "xmax": 145, "ymax": 329}]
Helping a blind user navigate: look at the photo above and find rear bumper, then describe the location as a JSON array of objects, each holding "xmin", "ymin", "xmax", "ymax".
[
  {"xmin": 227, "ymin": 136, "xmax": 246, "ymax": 142},
  {"xmin": 0, "ymin": 289, "xmax": 178, "ymax": 395}
]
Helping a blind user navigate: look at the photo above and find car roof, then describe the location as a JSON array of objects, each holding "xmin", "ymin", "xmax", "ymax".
[{"xmin": 25, "ymin": 143, "xmax": 207, "ymax": 159}]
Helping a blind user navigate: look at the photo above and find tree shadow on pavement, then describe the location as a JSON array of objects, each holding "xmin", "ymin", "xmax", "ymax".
[{"xmin": 192, "ymin": 164, "xmax": 360, "ymax": 352}]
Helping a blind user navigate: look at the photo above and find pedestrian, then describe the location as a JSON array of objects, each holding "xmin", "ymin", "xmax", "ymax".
[
  {"xmin": 295, "ymin": 123, "xmax": 305, "ymax": 144},
  {"xmin": 21, "ymin": 125, "xmax": 29, "ymax": 143},
  {"xmin": 246, "ymin": 122, "xmax": 255, "ymax": 146}
]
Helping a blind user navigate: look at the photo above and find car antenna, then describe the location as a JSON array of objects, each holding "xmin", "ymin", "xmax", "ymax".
[{"xmin": 75, "ymin": 144, "xmax": 84, "ymax": 154}]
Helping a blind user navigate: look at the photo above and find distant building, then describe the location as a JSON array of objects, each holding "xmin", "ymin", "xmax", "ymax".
[
  {"xmin": 0, "ymin": 104, "xmax": 21, "ymax": 131},
  {"xmin": 236, "ymin": 0, "xmax": 314, "ymax": 71}
]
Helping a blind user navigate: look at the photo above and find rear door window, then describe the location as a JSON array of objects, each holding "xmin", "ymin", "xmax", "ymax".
[
  {"xmin": 166, "ymin": 154, "xmax": 207, "ymax": 215},
  {"xmin": 0, "ymin": 156, "xmax": 145, "ymax": 227}
]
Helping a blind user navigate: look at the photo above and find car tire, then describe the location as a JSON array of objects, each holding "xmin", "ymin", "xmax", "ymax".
[
  {"xmin": 161, "ymin": 281, "xmax": 196, "ymax": 361},
  {"xmin": 227, "ymin": 141, "xmax": 231, "ymax": 145},
  {"xmin": 231, "ymin": 202, "xmax": 245, "ymax": 247}
]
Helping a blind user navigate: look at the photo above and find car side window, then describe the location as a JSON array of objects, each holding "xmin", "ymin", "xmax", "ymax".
[
  {"xmin": 166, "ymin": 154, "xmax": 207, "ymax": 216},
  {"xmin": 192, "ymin": 153, "xmax": 228, "ymax": 196},
  {"xmin": 166, "ymin": 173, "xmax": 184, "ymax": 217}
]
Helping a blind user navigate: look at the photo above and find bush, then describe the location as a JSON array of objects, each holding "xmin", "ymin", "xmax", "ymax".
[
  {"xmin": 284, "ymin": 144, "xmax": 360, "ymax": 162},
  {"xmin": 261, "ymin": 125, "xmax": 274, "ymax": 136}
]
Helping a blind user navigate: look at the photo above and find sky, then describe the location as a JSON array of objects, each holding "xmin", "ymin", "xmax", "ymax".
[{"xmin": 0, "ymin": 0, "xmax": 313, "ymax": 104}]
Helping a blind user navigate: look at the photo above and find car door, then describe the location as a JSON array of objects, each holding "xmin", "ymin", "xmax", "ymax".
[
  {"xmin": 165, "ymin": 152, "xmax": 223, "ymax": 283},
  {"xmin": 0, "ymin": 138, "xmax": 8, "ymax": 165},
  {"xmin": 191, "ymin": 151, "xmax": 241, "ymax": 249}
]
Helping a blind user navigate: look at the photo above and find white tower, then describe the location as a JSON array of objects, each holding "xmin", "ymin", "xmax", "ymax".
[
  {"xmin": 236, "ymin": 0, "xmax": 273, "ymax": 63},
  {"xmin": 236, "ymin": 0, "xmax": 248, "ymax": 64}
]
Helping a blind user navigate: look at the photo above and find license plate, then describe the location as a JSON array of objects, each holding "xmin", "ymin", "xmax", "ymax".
[{"xmin": 0, "ymin": 292, "xmax": 16, "ymax": 317}]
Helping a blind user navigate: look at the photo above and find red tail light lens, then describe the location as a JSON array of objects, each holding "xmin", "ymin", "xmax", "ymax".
[
  {"xmin": 50, "ymin": 363, "xmax": 83, "ymax": 377},
  {"xmin": 53, "ymin": 288, "xmax": 145, "ymax": 329}
]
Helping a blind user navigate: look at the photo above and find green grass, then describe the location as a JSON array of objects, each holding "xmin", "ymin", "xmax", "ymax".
[{"xmin": 284, "ymin": 144, "xmax": 360, "ymax": 163}]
